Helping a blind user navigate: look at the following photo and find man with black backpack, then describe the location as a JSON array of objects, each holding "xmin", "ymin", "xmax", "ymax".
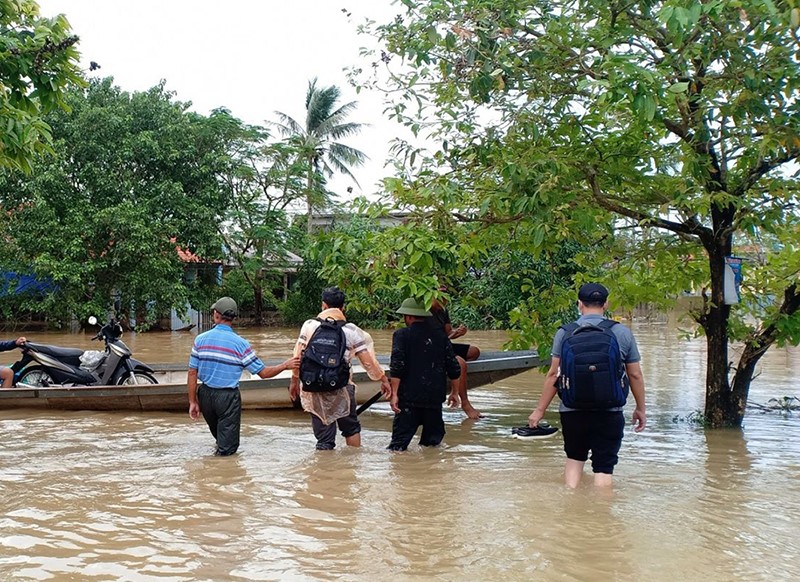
[
  {"xmin": 289, "ymin": 287, "xmax": 391, "ymax": 450},
  {"xmin": 527, "ymin": 283, "xmax": 646, "ymax": 488}
]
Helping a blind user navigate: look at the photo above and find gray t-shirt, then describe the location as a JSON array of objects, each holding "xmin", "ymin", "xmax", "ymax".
[{"xmin": 551, "ymin": 314, "xmax": 640, "ymax": 412}]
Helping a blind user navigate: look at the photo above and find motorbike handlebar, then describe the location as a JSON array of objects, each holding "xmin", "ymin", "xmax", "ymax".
[{"xmin": 92, "ymin": 319, "xmax": 123, "ymax": 342}]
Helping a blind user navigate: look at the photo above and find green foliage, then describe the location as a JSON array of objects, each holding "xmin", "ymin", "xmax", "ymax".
[
  {"xmin": 343, "ymin": 0, "xmax": 800, "ymax": 426},
  {"xmin": 748, "ymin": 396, "xmax": 800, "ymax": 414},
  {"xmin": 216, "ymin": 269, "xmax": 274, "ymax": 313},
  {"xmin": 278, "ymin": 259, "xmax": 327, "ymax": 325},
  {"xmin": 672, "ymin": 410, "xmax": 711, "ymax": 427},
  {"xmin": 0, "ymin": 78, "xmax": 229, "ymax": 326},
  {"xmin": 0, "ymin": 0, "xmax": 84, "ymax": 172},
  {"xmin": 213, "ymin": 109, "xmax": 307, "ymax": 322}
]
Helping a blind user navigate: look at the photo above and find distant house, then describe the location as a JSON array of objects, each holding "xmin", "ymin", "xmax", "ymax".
[
  {"xmin": 267, "ymin": 250, "xmax": 304, "ymax": 301},
  {"xmin": 169, "ymin": 244, "xmax": 223, "ymax": 331},
  {"xmin": 220, "ymin": 246, "xmax": 304, "ymax": 301},
  {"xmin": 307, "ymin": 211, "xmax": 410, "ymax": 232}
]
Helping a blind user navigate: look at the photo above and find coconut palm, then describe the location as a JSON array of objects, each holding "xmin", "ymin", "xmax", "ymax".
[{"xmin": 274, "ymin": 78, "xmax": 368, "ymax": 233}]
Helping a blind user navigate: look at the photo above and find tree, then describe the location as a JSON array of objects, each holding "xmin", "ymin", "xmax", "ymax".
[
  {"xmin": 211, "ymin": 109, "xmax": 307, "ymax": 323},
  {"xmin": 338, "ymin": 0, "xmax": 800, "ymax": 427},
  {"xmin": 0, "ymin": 0, "xmax": 84, "ymax": 172},
  {"xmin": 0, "ymin": 78, "xmax": 229, "ymax": 326},
  {"xmin": 274, "ymin": 78, "xmax": 368, "ymax": 233}
]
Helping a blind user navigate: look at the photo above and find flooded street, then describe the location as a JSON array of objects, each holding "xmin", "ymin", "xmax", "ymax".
[{"xmin": 0, "ymin": 322, "xmax": 798, "ymax": 580}]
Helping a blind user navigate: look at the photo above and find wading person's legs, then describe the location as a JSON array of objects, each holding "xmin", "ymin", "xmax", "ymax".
[
  {"xmin": 339, "ymin": 385, "xmax": 362, "ymax": 447},
  {"xmin": 388, "ymin": 407, "xmax": 422, "ymax": 451},
  {"xmin": 419, "ymin": 408, "xmax": 446, "ymax": 447},
  {"xmin": 560, "ymin": 411, "xmax": 591, "ymax": 488},
  {"xmin": 452, "ymin": 344, "xmax": 481, "ymax": 419},
  {"xmin": 588, "ymin": 411, "xmax": 625, "ymax": 487},
  {"xmin": 198, "ymin": 386, "xmax": 241, "ymax": 456},
  {"xmin": 311, "ymin": 415, "xmax": 338, "ymax": 450}
]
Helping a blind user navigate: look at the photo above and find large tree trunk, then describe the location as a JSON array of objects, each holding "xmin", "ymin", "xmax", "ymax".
[
  {"xmin": 728, "ymin": 284, "xmax": 800, "ymax": 425},
  {"xmin": 703, "ymin": 243, "xmax": 738, "ymax": 427}
]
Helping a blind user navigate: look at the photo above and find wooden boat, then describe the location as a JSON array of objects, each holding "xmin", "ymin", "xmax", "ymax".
[{"xmin": 0, "ymin": 350, "xmax": 540, "ymax": 412}]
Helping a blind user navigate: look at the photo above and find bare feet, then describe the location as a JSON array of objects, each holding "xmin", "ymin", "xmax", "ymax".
[{"xmin": 462, "ymin": 404, "xmax": 483, "ymax": 419}]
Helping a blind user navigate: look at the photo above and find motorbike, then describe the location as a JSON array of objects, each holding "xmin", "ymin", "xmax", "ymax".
[{"xmin": 11, "ymin": 316, "xmax": 158, "ymax": 387}]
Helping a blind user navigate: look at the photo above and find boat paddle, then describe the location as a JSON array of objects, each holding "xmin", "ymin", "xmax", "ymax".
[{"xmin": 356, "ymin": 390, "xmax": 385, "ymax": 415}]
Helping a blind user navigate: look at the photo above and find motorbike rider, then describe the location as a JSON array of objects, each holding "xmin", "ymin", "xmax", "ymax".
[{"xmin": 1, "ymin": 337, "xmax": 27, "ymax": 387}]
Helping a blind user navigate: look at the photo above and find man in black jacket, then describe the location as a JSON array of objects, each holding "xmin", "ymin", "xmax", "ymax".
[{"xmin": 387, "ymin": 298, "xmax": 462, "ymax": 451}]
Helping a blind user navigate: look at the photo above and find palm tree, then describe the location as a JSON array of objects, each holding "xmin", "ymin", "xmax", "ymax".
[{"xmin": 274, "ymin": 78, "xmax": 368, "ymax": 233}]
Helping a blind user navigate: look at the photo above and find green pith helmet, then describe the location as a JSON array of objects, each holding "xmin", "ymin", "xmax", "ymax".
[{"xmin": 396, "ymin": 298, "xmax": 431, "ymax": 317}]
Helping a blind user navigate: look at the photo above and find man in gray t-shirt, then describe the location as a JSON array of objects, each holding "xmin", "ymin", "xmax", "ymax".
[{"xmin": 528, "ymin": 283, "xmax": 646, "ymax": 488}]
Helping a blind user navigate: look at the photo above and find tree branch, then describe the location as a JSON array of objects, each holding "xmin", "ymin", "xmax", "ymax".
[
  {"xmin": 740, "ymin": 284, "xmax": 800, "ymax": 362},
  {"xmin": 585, "ymin": 167, "xmax": 711, "ymax": 243},
  {"xmin": 734, "ymin": 148, "xmax": 800, "ymax": 198}
]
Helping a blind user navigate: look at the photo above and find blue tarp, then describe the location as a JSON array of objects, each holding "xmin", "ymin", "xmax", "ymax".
[{"xmin": 0, "ymin": 272, "xmax": 57, "ymax": 296}]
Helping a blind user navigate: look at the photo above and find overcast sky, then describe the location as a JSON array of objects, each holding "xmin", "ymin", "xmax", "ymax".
[{"xmin": 36, "ymin": 0, "xmax": 405, "ymax": 198}]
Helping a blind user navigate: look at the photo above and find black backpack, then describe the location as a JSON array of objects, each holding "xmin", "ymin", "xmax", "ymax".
[
  {"xmin": 300, "ymin": 318, "xmax": 350, "ymax": 392},
  {"xmin": 556, "ymin": 319, "xmax": 629, "ymax": 409}
]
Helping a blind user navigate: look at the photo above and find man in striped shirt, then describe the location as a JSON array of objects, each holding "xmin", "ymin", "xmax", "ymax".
[{"xmin": 188, "ymin": 297, "xmax": 299, "ymax": 456}]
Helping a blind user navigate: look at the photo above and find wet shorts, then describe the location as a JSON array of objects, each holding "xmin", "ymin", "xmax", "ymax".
[
  {"xmin": 451, "ymin": 342, "xmax": 470, "ymax": 359},
  {"xmin": 311, "ymin": 384, "xmax": 361, "ymax": 450},
  {"xmin": 560, "ymin": 410, "xmax": 625, "ymax": 474}
]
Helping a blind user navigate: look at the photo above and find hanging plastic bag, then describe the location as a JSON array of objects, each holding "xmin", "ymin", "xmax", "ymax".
[{"xmin": 80, "ymin": 350, "xmax": 106, "ymax": 371}]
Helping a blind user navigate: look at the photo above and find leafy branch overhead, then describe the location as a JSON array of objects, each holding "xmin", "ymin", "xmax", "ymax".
[
  {"xmin": 0, "ymin": 0, "xmax": 85, "ymax": 172},
  {"xmin": 331, "ymin": 0, "xmax": 800, "ymax": 427}
]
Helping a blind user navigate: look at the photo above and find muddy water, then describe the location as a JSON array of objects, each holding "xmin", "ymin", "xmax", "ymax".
[{"xmin": 1, "ymin": 323, "xmax": 799, "ymax": 581}]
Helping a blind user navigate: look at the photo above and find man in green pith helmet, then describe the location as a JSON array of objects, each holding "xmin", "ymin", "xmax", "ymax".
[{"xmin": 387, "ymin": 298, "xmax": 462, "ymax": 451}]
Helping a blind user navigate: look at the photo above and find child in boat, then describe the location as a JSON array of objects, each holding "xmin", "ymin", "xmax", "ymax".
[{"xmin": 387, "ymin": 299, "xmax": 461, "ymax": 451}]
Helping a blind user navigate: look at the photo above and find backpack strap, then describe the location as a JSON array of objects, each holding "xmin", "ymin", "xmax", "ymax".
[
  {"xmin": 596, "ymin": 319, "xmax": 618, "ymax": 330},
  {"xmin": 560, "ymin": 322, "xmax": 580, "ymax": 335},
  {"xmin": 561, "ymin": 319, "xmax": 617, "ymax": 334},
  {"xmin": 316, "ymin": 316, "xmax": 346, "ymax": 328}
]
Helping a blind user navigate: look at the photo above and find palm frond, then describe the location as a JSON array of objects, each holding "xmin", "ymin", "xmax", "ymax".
[
  {"xmin": 323, "ymin": 121, "xmax": 369, "ymax": 141},
  {"xmin": 272, "ymin": 111, "xmax": 305, "ymax": 137},
  {"xmin": 328, "ymin": 142, "xmax": 368, "ymax": 166}
]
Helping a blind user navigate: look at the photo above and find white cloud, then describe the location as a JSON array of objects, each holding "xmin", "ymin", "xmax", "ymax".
[{"xmin": 37, "ymin": 0, "xmax": 406, "ymax": 198}]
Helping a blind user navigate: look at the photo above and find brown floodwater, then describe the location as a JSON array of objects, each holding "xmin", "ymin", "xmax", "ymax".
[{"xmin": 0, "ymin": 322, "xmax": 798, "ymax": 581}]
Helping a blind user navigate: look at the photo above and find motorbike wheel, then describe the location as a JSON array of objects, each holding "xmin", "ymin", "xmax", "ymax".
[
  {"xmin": 117, "ymin": 371, "xmax": 158, "ymax": 385},
  {"xmin": 17, "ymin": 366, "xmax": 56, "ymax": 387}
]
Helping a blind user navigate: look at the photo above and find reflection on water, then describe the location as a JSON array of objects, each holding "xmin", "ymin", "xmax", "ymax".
[{"xmin": 1, "ymin": 323, "xmax": 799, "ymax": 580}]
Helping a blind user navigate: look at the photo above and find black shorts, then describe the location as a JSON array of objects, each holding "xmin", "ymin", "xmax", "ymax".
[
  {"xmin": 451, "ymin": 342, "xmax": 470, "ymax": 359},
  {"xmin": 560, "ymin": 410, "xmax": 625, "ymax": 474},
  {"xmin": 311, "ymin": 384, "xmax": 361, "ymax": 450}
]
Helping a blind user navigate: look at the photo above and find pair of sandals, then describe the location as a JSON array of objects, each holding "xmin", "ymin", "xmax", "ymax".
[{"xmin": 511, "ymin": 420, "xmax": 559, "ymax": 439}]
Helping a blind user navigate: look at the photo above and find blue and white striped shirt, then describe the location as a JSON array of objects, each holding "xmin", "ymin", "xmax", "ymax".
[{"xmin": 188, "ymin": 324, "xmax": 265, "ymax": 389}]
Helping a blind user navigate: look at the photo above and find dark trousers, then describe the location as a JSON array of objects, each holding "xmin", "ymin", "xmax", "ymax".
[
  {"xmin": 387, "ymin": 405, "xmax": 445, "ymax": 451},
  {"xmin": 311, "ymin": 384, "xmax": 361, "ymax": 450},
  {"xmin": 197, "ymin": 385, "xmax": 241, "ymax": 456}
]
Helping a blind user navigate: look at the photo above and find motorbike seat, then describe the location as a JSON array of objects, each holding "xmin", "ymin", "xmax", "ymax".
[{"xmin": 25, "ymin": 342, "xmax": 86, "ymax": 360}]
